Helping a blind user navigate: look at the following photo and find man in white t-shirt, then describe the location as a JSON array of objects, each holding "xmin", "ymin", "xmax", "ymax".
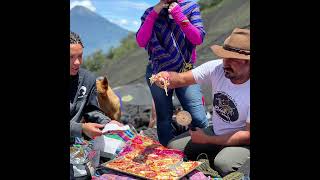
[{"xmin": 153, "ymin": 28, "xmax": 250, "ymax": 177}]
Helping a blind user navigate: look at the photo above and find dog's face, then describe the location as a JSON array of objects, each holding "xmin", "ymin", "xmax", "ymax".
[
  {"xmin": 96, "ymin": 75, "xmax": 122, "ymax": 121},
  {"xmin": 96, "ymin": 76, "xmax": 109, "ymax": 95}
]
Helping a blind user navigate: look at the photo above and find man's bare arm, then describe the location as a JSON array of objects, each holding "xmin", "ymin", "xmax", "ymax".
[
  {"xmin": 207, "ymin": 123, "xmax": 250, "ymax": 146},
  {"xmin": 190, "ymin": 123, "xmax": 250, "ymax": 146},
  {"xmin": 155, "ymin": 70, "xmax": 197, "ymax": 89}
]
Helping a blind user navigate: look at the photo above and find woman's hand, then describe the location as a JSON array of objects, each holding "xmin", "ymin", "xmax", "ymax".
[
  {"xmin": 168, "ymin": 2, "xmax": 179, "ymax": 13},
  {"xmin": 154, "ymin": 0, "xmax": 169, "ymax": 14}
]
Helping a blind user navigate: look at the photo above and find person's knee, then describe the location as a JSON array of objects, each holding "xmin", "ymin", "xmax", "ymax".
[
  {"xmin": 167, "ymin": 134, "xmax": 191, "ymax": 151},
  {"xmin": 167, "ymin": 139, "xmax": 184, "ymax": 151},
  {"xmin": 213, "ymin": 147, "xmax": 250, "ymax": 176},
  {"xmin": 167, "ymin": 141, "xmax": 178, "ymax": 149},
  {"xmin": 214, "ymin": 155, "xmax": 235, "ymax": 176}
]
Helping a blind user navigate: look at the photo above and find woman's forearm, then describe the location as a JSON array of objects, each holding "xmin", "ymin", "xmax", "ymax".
[
  {"xmin": 170, "ymin": 5, "xmax": 203, "ymax": 45},
  {"xmin": 136, "ymin": 10, "xmax": 159, "ymax": 48}
]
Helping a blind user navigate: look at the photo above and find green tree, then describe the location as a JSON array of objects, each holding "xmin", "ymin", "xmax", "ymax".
[
  {"xmin": 106, "ymin": 46, "xmax": 115, "ymax": 59},
  {"xmin": 198, "ymin": 0, "xmax": 223, "ymax": 11},
  {"xmin": 106, "ymin": 33, "xmax": 138, "ymax": 60},
  {"xmin": 82, "ymin": 49, "xmax": 106, "ymax": 74},
  {"xmin": 83, "ymin": 32, "xmax": 139, "ymax": 75}
]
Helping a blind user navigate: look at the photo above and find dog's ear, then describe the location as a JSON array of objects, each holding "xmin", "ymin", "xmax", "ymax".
[{"xmin": 103, "ymin": 76, "xmax": 109, "ymax": 88}]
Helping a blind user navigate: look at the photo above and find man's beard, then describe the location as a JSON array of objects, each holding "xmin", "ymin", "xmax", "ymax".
[{"xmin": 224, "ymin": 67, "xmax": 235, "ymax": 79}]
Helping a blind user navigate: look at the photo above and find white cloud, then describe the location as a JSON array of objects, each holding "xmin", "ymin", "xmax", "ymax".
[
  {"xmin": 119, "ymin": 1, "xmax": 151, "ymax": 10},
  {"xmin": 70, "ymin": 0, "xmax": 96, "ymax": 12},
  {"xmin": 119, "ymin": 19, "xmax": 129, "ymax": 26},
  {"xmin": 132, "ymin": 20, "xmax": 139, "ymax": 25}
]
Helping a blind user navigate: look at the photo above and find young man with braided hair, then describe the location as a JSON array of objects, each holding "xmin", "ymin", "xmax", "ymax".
[{"xmin": 70, "ymin": 31, "xmax": 122, "ymax": 140}]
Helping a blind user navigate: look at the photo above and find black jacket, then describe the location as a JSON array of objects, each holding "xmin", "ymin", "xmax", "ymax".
[{"xmin": 70, "ymin": 69, "xmax": 110, "ymax": 138}]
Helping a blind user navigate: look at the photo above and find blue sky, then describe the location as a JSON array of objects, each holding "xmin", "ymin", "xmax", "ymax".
[{"xmin": 70, "ymin": 0, "xmax": 198, "ymax": 32}]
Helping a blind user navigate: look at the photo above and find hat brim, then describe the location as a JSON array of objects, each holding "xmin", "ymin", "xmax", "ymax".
[{"xmin": 211, "ymin": 45, "xmax": 250, "ymax": 60}]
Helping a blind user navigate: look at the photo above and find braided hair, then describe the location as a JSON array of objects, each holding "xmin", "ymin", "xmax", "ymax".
[{"xmin": 70, "ymin": 31, "xmax": 84, "ymax": 48}]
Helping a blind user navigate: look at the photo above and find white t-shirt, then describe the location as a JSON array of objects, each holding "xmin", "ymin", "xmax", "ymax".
[{"xmin": 192, "ymin": 59, "xmax": 250, "ymax": 135}]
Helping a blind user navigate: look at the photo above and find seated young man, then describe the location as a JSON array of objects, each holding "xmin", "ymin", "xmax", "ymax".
[{"xmin": 70, "ymin": 31, "xmax": 121, "ymax": 140}]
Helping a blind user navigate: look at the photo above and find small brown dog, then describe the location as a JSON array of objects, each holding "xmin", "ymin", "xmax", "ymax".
[{"xmin": 96, "ymin": 76, "xmax": 121, "ymax": 121}]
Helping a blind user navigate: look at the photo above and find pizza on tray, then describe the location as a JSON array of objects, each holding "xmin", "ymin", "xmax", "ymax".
[{"xmin": 104, "ymin": 135, "xmax": 202, "ymax": 180}]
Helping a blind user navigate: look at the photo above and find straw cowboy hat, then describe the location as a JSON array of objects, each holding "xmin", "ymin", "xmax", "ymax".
[{"xmin": 211, "ymin": 28, "xmax": 250, "ymax": 60}]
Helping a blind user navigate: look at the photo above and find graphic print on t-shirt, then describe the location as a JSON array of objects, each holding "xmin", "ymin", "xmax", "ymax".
[
  {"xmin": 213, "ymin": 92, "xmax": 239, "ymax": 123},
  {"xmin": 78, "ymin": 86, "xmax": 87, "ymax": 99}
]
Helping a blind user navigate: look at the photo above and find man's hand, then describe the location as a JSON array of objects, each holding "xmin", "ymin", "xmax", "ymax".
[
  {"xmin": 154, "ymin": 0, "xmax": 169, "ymax": 14},
  {"xmin": 189, "ymin": 127, "xmax": 209, "ymax": 144},
  {"xmin": 108, "ymin": 120, "xmax": 124, "ymax": 127},
  {"xmin": 82, "ymin": 123, "xmax": 104, "ymax": 139},
  {"xmin": 154, "ymin": 71, "xmax": 171, "ymax": 89}
]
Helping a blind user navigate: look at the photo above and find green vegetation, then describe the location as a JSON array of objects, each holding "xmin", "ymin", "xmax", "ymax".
[
  {"xmin": 107, "ymin": 33, "xmax": 138, "ymax": 60},
  {"xmin": 198, "ymin": 0, "xmax": 223, "ymax": 11},
  {"xmin": 82, "ymin": 50, "xmax": 106, "ymax": 75},
  {"xmin": 82, "ymin": 32, "xmax": 139, "ymax": 74}
]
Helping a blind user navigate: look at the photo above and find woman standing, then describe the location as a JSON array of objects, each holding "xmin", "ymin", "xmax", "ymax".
[{"xmin": 136, "ymin": 0, "xmax": 208, "ymax": 146}]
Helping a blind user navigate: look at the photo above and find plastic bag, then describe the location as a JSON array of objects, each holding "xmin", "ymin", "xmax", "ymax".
[{"xmin": 70, "ymin": 137, "xmax": 99, "ymax": 178}]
